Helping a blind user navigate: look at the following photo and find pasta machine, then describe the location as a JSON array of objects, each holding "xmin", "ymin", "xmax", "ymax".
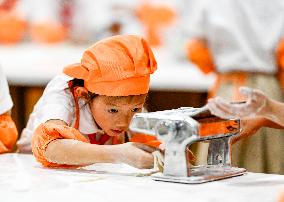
[{"xmin": 129, "ymin": 107, "xmax": 246, "ymax": 184}]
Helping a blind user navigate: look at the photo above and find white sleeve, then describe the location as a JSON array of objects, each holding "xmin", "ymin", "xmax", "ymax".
[
  {"xmin": 29, "ymin": 75, "xmax": 75, "ymax": 126},
  {"xmin": 165, "ymin": 0, "xmax": 209, "ymax": 60},
  {"xmin": 0, "ymin": 66, "xmax": 13, "ymax": 114},
  {"xmin": 19, "ymin": 75, "xmax": 76, "ymax": 152}
]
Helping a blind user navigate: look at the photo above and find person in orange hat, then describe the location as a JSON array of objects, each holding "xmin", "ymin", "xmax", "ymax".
[
  {"xmin": 28, "ymin": 0, "xmax": 68, "ymax": 44},
  {"xmin": 135, "ymin": 1, "xmax": 176, "ymax": 47},
  {"xmin": 19, "ymin": 35, "xmax": 161, "ymax": 168},
  {"xmin": 0, "ymin": 0, "xmax": 27, "ymax": 44},
  {"xmin": 0, "ymin": 65, "xmax": 18, "ymax": 153}
]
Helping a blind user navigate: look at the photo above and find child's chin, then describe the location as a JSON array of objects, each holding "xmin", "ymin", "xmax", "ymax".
[{"xmin": 109, "ymin": 131, "xmax": 124, "ymax": 137}]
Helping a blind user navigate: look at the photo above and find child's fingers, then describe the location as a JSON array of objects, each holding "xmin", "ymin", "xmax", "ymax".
[
  {"xmin": 215, "ymin": 97, "xmax": 239, "ymax": 114},
  {"xmin": 217, "ymin": 98, "xmax": 254, "ymax": 118},
  {"xmin": 133, "ymin": 142, "xmax": 157, "ymax": 153},
  {"xmin": 239, "ymin": 86, "xmax": 254, "ymax": 98},
  {"xmin": 209, "ymin": 96, "xmax": 259, "ymax": 119},
  {"xmin": 159, "ymin": 143, "xmax": 165, "ymax": 151},
  {"xmin": 240, "ymin": 86, "xmax": 265, "ymax": 102},
  {"xmin": 207, "ymin": 100, "xmax": 235, "ymax": 119}
]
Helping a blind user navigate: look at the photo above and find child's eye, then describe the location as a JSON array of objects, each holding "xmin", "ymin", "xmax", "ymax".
[
  {"xmin": 131, "ymin": 108, "xmax": 141, "ymax": 112},
  {"xmin": 108, "ymin": 109, "xmax": 118, "ymax": 113}
]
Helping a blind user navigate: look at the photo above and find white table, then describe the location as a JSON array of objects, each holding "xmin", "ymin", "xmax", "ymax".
[
  {"xmin": 0, "ymin": 43, "xmax": 216, "ymax": 92},
  {"xmin": 0, "ymin": 154, "xmax": 283, "ymax": 202}
]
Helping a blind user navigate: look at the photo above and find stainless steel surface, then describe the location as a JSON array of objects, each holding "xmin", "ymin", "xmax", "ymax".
[
  {"xmin": 151, "ymin": 166, "xmax": 246, "ymax": 184},
  {"xmin": 130, "ymin": 107, "xmax": 246, "ymax": 183}
]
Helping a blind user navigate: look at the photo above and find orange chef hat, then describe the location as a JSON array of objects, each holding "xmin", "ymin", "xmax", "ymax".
[
  {"xmin": 30, "ymin": 22, "xmax": 68, "ymax": 44},
  {"xmin": 136, "ymin": 3, "xmax": 176, "ymax": 46},
  {"xmin": 63, "ymin": 35, "xmax": 157, "ymax": 96},
  {"xmin": 0, "ymin": 10, "xmax": 26, "ymax": 44}
]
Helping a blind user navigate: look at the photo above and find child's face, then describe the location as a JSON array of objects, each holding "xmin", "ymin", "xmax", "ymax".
[{"xmin": 89, "ymin": 94, "xmax": 147, "ymax": 137}]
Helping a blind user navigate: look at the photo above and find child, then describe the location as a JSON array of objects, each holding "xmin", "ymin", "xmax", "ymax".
[
  {"xmin": 24, "ymin": 35, "xmax": 158, "ymax": 168},
  {"xmin": 0, "ymin": 65, "xmax": 18, "ymax": 153},
  {"xmin": 0, "ymin": 0, "xmax": 27, "ymax": 44}
]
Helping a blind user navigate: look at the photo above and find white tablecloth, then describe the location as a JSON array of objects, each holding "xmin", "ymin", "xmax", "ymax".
[
  {"xmin": 0, "ymin": 43, "xmax": 215, "ymax": 92},
  {"xmin": 0, "ymin": 154, "xmax": 283, "ymax": 202}
]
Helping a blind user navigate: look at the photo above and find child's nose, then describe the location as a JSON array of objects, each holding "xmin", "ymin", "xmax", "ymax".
[{"xmin": 116, "ymin": 113, "xmax": 133, "ymax": 129}]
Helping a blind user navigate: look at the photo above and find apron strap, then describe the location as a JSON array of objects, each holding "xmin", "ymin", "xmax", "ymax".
[{"xmin": 68, "ymin": 80, "xmax": 80, "ymax": 130}]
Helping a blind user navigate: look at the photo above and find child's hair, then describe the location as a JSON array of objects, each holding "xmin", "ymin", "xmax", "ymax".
[{"xmin": 67, "ymin": 78, "xmax": 97, "ymax": 103}]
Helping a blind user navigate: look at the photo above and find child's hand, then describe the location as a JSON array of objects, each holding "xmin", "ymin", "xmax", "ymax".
[
  {"xmin": 207, "ymin": 87, "xmax": 269, "ymax": 119},
  {"xmin": 17, "ymin": 135, "xmax": 32, "ymax": 153},
  {"xmin": 117, "ymin": 142, "xmax": 156, "ymax": 169}
]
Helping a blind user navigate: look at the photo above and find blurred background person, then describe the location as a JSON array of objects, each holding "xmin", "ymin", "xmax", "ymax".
[
  {"xmin": 135, "ymin": 0, "xmax": 177, "ymax": 47},
  {"xmin": 0, "ymin": 65, "xmax": 18, "ymax": 153},
  {"xmin": 0, "ymin": 0, "xmax": 181, "ymax": 46},
  {"xmin": 0, "ymin": 0, "xmax": 27, "ymax": 44},
  {"xmin": 0, "ymin": 0, "xmax": 68, "ymax": 44},
  {"xmin": 182, "ymin": 0, "xmax": 284, "ymax": 174},
  {"xmin": 0, "ymin": 0, "xmax": 142, "ymax": 45},
  {"xmin": 28, "ymin": 0, "xmax": 68, "ymax": 43},
  {"xmin": 69, "ymin": 0, "xmax": 179, "ymax": 46},
  {"xmin": 69, "ymin": 0, "xmax": 142, "ymax": 43}
]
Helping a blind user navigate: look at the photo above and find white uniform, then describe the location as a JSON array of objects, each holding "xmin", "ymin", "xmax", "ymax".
[
  {"xmin": 18, "ymin": 75, "xmax": 101, "ymax": 152},
  {"xmin": 15, "ymin": 0, "xmax": 143, "ymax": 43},
  {"xmin": 180, "ymin": 0, "xmax": 284, "ymax": 73},
  {"xmin": 0, "ymin": 66, "xmax": 13, "ymax": 114},
  {"xmin": 178, "ymin": 0, "xmax": 284, "ymax": 174},
  {"xmin": 70, "ymin": 0, "xmax": 143, "ymax": 42}
]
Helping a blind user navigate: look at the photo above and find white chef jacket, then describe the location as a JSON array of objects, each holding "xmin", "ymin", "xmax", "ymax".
[
  {"xmin": 181, "ymin": 0, "xmax": 284, "ymax": 73},
  {"xmin": 19, "ymin": 75, "xmax": 101, "ymax": 151},
  {"xmin": 0, "ymin": 65, "xmax": 13, "ymax": 114}
]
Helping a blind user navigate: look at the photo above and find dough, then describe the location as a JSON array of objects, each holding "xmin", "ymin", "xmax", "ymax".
[{"xmin": 152, "ymin": 151, "xmax": 164, "ymax": 172}]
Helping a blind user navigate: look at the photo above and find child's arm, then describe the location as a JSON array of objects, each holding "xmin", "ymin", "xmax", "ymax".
[
  {"xmin": 231, "ymin": 116, "xmax": 283, "ymax": 144},
  {"xmin": 0, "ymin": 112, "xmax": 18, "ymax": 153},
  {"xmin": 45, "ymin": 139, "xmax": 119, "ymax": 165},
  {"xmin": 45, "ymin": 139, "xmax": 155, "ymax": 168},
  {"xmin": 32, "ymin": 121, "xmax": 155, "ymax": 168},
  {"xmin": 262, "ymin": 98, "xmax": 284, "ymax": 129}
]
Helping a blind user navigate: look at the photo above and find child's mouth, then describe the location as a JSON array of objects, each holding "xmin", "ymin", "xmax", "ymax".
[{"xmin": 111, "ymin": 129, "xmax": 123, "ymax": 135}]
